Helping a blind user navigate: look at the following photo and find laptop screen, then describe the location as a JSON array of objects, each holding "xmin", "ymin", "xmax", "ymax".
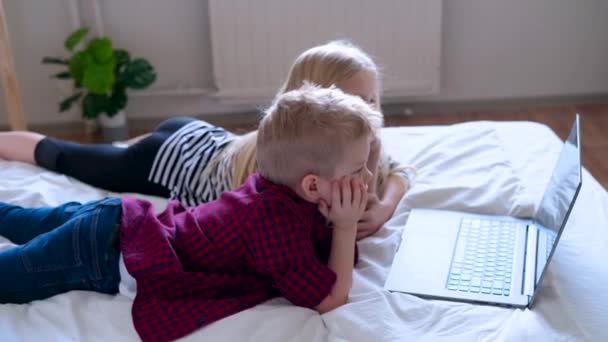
[{"xmin": 532, "ymin": 115, "xmax": 582, "ymax": 286}]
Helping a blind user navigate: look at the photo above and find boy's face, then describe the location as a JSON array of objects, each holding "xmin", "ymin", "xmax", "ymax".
[{"xmin": 316, "ymin": 135, "xmax": 373, "ymax": 204}]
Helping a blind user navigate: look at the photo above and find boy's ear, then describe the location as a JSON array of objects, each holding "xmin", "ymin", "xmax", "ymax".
[{"xmin": 299, "ymin": 173, "xmax": 321, "ymax": 201}]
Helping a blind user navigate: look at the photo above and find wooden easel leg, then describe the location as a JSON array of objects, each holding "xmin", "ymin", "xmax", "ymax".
[{"xmin": 0, "ymin": 0, "xmax": 27, "ymax": 130}]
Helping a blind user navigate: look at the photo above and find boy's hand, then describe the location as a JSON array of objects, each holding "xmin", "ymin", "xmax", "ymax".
[{"xmin": 319, "ymin": 176, "xmax": 368, "ymax": 230}]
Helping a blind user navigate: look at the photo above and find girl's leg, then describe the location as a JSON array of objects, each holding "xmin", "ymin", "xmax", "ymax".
[
  {"xmin": 0, "ymin": 198, "xmax": 122, "ymax": 303},
  {"xmin": 34, "ymin": 134, "xmax": 170, "ymax": 197},
  {"xmin": 31, "ymin": 117, "xmax": 196, "ymax": 197},
  {"xmin": 0, "ymin": 131, "xmax": 45, "ymax": 164},
  {"xmin": 121, "ymin": 133, "xmax": 151, "ymax": 146}
]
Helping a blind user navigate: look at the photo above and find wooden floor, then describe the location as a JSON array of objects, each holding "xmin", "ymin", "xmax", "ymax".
[{"xmin": 44, "ymin": 102, "xmax": 608, "ymax": 191}]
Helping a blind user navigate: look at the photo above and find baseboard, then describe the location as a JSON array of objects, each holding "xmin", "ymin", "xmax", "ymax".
[
  {"xmin": 0, "ymin": 111, "xmax": 264, "ymax": 134},
  {"xmin": 381, "ymin": 93, "xmax": 608, "ymax": 115},
  {"xmin": 2, "ymin": 93, "xmax": 607, "ymax": 132}
]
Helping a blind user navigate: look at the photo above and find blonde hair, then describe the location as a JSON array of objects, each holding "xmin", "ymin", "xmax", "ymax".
[
  {"xmin": 225, "ymin": 40, "xmax": 385, "ymax": 188},
  {"xmin": 257, "ymin": 83, "xmax": 381, "ymax": 187},
  {"xmin": 220, "ymin": 40, "xmax": 411, "ymax": 193},
  {"xmin": 278, "ymin": 40, "xmax": 381, "ymax": 109}
]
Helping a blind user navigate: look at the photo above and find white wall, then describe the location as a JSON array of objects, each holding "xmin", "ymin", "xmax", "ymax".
[
  {"xmin": 431, "ymin": 0, "xmax": 608, "ymax": 101},
  {"xmin": 1, "ymin": 0, "xmax": 607, "ymax": 126},
  {"xmin": 1, "ymin": 0, "xmax": 75, "ymax": 126}
]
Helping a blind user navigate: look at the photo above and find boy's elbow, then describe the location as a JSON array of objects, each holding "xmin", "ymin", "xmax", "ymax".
[{"xmin": 314, "ymin": 293, "xmax": 348, "ymax": 314}]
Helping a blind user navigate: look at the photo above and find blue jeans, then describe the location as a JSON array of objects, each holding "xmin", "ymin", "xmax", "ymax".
[{"xmin": 0, "ymin": 198, "xmax": 122, "ymax": 303}]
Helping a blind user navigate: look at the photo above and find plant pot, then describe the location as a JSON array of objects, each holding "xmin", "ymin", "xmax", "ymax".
[
  {"xmin": 99, "ymin": 111, "xmax": 129, "ymax": 143},
  {"xmin": 82, "ymin": 117, "xmax": 99, "ymax": 134}
]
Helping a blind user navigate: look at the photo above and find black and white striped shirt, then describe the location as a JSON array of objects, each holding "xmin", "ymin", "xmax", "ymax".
[{"xmin": 148, "ymin": 121, "xmax": 236, "ymax": 207}]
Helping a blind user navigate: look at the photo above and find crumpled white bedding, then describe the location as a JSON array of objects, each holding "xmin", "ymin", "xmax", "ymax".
[{"xmin": 1, "ymin": 121, "xmax": 606, "ymax": 341}]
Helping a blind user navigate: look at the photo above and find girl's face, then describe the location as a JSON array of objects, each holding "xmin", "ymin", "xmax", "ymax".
[{"xmin": 337, "ymin": 70, "xmax": 378, "ymax": 109}]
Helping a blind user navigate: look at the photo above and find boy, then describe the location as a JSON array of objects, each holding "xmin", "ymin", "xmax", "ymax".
[{"xmin": 0, "ymin": 84, "xmax": 380, "ymax": 342}]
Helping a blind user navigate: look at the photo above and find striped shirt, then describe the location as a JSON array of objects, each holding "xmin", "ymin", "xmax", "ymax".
[
  {"xmin": 387, "ymin": 155, "xmax": 417, "ymax": 185},
  {"xmin": 148, "ymin": 121, "xmax": 236, "ymax": 207}
]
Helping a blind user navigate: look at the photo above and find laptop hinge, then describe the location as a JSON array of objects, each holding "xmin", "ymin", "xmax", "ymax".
[{"xmin": 522, "ymin": 224, "xmax": 538, "ymax": 297}]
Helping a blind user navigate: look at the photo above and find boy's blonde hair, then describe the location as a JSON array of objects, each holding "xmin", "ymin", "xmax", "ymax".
[
  {"xmin": 257, "ymin": 83, "xmax": 382, "ymax": 187},
  {"xmin": 228, "ymin": 40, "xmax": 383, "ymax": 188}
]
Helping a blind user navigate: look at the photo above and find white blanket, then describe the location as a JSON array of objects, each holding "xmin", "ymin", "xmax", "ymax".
[{"xmin": 1, "ymin": 121, "xmax": 607, "ymax": 341}]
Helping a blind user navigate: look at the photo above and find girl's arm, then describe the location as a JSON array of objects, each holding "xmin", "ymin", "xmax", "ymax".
[
  {"xmin": 357, "ymin": 172, "xmax": 409, "ymax": 240},
  {"xmin": 366, "ymin": 135, "xmax": 382, "ymax": 195}
]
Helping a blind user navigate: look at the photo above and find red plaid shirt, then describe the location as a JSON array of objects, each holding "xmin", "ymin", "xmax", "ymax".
[{"xmin": 119, "ymin": 173, "xmax": 344, "ymax": 342}]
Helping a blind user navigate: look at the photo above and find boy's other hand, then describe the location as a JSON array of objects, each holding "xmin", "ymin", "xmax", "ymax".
[{"xmin": 319, "ymin": 176, "xmax": 367, "ymax": 230}]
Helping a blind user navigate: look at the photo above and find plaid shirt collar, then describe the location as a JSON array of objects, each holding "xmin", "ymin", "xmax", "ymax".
[{"xmin": 254, "ymin": 174, "xmax": 320, "ymax": 216}]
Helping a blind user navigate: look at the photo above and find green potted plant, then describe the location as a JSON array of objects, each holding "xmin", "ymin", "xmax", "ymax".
[{"xmin": 42, "ymin": 27, "xmax": 156, "ymax": 142}]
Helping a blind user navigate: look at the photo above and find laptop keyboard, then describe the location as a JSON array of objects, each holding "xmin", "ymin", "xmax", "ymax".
[{"xmin": 446, "ymin": 218, "xmax": 517, "ymax": 296}]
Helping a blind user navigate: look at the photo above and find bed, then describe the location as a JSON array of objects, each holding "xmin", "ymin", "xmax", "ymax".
[{"xmin": 1, "ymin": 121, "xmax": 607, "ymax": 341}]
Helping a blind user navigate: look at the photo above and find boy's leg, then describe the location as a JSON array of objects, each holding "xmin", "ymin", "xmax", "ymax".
[
  {"xmin": 0, "ymin": 198, "xmax": 123, "ymax": 304},
  {"xmin": 0, "ymin": 201, "xmax": 86, "ymax": 244}
]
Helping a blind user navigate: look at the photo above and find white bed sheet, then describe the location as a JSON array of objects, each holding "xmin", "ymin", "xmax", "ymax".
[{"xmin": 1, "ymin": 121, "xmax": 607, "ymax": 341}]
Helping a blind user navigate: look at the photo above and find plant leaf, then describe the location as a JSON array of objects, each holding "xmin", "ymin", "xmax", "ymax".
[
  {"xmin": 123, "ymin": 58, "xmax": 156, "ymax": 89},
  {"xmin": 106, "ymin": 87, "xmax": 128, "ymax": 115},
  {"xmin": 82, "ymin": 93, "xmax": 108, "ymax": 119},
  {"xmin": 52, "ymin": 71, "xmax": 71, "ymax": 79},
  {"xmin": 42, "ymin": 57, "xmax": 69, "ymax": 65},
  {"xmin": 114, "ymin": 49, "xmax": 130, "ymax": 68},
  {"xmin": 59, "ymin": 92, "xmax": 83, "ymax": 112},
  {"xmin": 114, "ymin": 49, "xmax": 131, "ymax": 81},
  {"xmin": 68, "ymin": 51, "xmax": 92, "ymax": 84},
  {"xmin": 87, "ymin": 37, "xmax": 114, "ymax": 64},
  {"xmin": 64, "ymin": 27, "xmax": 90, "ymax": 51},
  {"xmin": 83, "ymin": 62, "xmax": 115, "ymax": 94}
]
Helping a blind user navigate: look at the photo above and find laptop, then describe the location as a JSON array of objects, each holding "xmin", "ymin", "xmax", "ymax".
[{"xmin": 385, "ymin": 114, "xmax": 582, "ymax": 308}]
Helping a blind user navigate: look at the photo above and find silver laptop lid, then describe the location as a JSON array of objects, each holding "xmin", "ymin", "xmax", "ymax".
[{"xmin": 530, "ymin": 114, "xmax": 582, "ymax": 304}]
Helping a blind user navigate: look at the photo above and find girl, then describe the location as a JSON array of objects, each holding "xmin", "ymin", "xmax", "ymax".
[{"xmin": 0, "ymin": 40, "xmax": 414, "ymax": 239}]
